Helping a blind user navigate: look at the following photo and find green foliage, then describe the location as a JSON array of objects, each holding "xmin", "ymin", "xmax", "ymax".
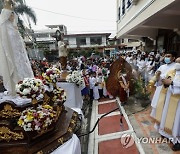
[
  {"xmin": 69, "ymin": 49, "xmax": 93, "ymax": 58},
  {"xmin": 0, "ymin": 0, "xmax": 36, "ymax": 28},
  {"xmin": 15, "ymin": 4, "xmax": 37, "ymax": 25},
  {"xmin": 16, "ymin": 0, "xmax": 24, "ymax": 4},
  {"xmin": 134, "ymin": 77, "xmax": 150, "ymax": 100},
  {"xmin": 0, "ymin": 1, "xmax": 3, "ymax": 12}
]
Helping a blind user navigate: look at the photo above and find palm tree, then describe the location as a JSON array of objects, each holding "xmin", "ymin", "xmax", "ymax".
[
  {"xmin": 0, "ymin": 0, "xmax": 3, "ymax": 11},
  {"xmin": 0, "ymin": 0, "xmax": 37, "ymax": 38},
  {"xmin": 15, "ymin": 0, "xmax": 37, "ymax": 25},
  {"xmin": 0, "ymin": 0, "xmax": 37, "ymax": 26}
]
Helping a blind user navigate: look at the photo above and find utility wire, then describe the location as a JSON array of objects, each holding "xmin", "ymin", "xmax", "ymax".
[
  {"xmin": 67, "ymin": 30, "xmax": 116, "ymax": 33},
  {"xmin": 30, "ymin": 6, "xmax": 115, "ymax": 23}
]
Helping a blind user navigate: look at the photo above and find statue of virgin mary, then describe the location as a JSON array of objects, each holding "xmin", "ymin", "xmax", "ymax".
[{"xmin": 0, "ymin": 1, "xmax": 34, "ymax": 96}]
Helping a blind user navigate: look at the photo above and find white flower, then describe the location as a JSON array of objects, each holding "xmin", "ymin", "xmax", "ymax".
[
  {"xmin": 35, "ymin": 125, "xmax": 40, "ymax": 131},
  {"xmin": 66, "ymin": 71, "xmax": 84, "ymax": 87},
  {"xmin": 33, "ymin": 86, "xmax": 38, "ymax": 92},
  {"xmin": 32, "ymin": 94, "xmax": 36, "ymax": 98},
  {"xmin": 27, "ymin": 123, "xmax": 32, "ymax": 127},
  {"xmin": 22, "ymin": 88, "xmax": 30, "ymax": 95},
  {"xmin": 24, "ymin": 118, "xmax": 28, "ymax": 122}
]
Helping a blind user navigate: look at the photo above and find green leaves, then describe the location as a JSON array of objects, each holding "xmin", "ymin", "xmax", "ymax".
[
  {"xmin": 0, "ymin": 1, "xmax": 37, "ymax": 25},
  {"xmin": 134, "ymin": 77, "xmax": 150, "ymax": 99},
  {"xmin": 15, "ymin": 4, "xmax": 37, "ymax": 25}
]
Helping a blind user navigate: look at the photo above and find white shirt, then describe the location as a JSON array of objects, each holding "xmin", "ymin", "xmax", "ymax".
[
  {"xmin": 170, "ymin": 70, "xmax": 180, "ymax": 94},
  {"xmin": 157, "ymin": 62, "xmax": 176, "ymax": 79},
  {"xmin": 89, "ymin": 77, "xmax": 96, "ymax": 89},
  {"xmin": 137, "ymin": 60, "xmax": 146, "ymax": 71},
  {"xmin": 97, "ymin": 76, "xmax": 103, "ymax": 89},
  {"xmin": 146, "ymin": 61, "xmax": 155, "ymax": 74}
]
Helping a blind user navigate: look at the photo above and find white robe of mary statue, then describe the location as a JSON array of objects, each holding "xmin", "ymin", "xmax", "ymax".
[{"xmin": 0, "ymin": 9, "xmax": 34, "ymax": 96}]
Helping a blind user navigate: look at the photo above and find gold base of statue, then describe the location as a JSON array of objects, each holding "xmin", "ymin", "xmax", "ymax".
[
  {"xmin": 0, "ymin": 106, "xmax": 78, "ymax": 154},
  {"xmin": 59, "ymin": 71, "xmax": 69, "ymax": 82},
  {"xmin": 59, "ymin": 57, "xmax": 67, "ymax": 70}
]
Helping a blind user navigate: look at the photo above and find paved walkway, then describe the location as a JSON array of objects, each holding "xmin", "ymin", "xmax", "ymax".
[
  {"xmin": 88, "ymin": 98, "xmax": 180, "ymax": 154},
  {"xmin": 129, "ymin": 106, "xmax": 179, "ymax": 154}
]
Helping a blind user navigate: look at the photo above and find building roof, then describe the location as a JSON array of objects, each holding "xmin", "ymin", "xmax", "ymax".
[
  {"xmin": 45, "ymin": 25, "xmax": 66, "ymax": 29},
  {"xmin": 65, "ymin": 33, "xmax": 111, "ymax": 37},
  {"xmin": 33, "ymin": 29, "xmax": 57, "ymax": 34}
]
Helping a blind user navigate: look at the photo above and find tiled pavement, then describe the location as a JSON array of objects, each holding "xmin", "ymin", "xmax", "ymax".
[
  {"xmin": 129, "ymin": 106, "xmax": 180, "ymax": 154},
  {"xmin": 88, "ymin": 98, "xmax": 144, "ymax": 154},
  {"xmin": 88, "ymin": 98, "xmax": 180, "ymax": 154}
]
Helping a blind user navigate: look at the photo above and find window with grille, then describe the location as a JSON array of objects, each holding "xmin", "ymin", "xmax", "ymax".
[
  {"xmin": 122, "ymin": 0, "xmax": 125, "ymax": 15},
  {"xmin": 90, "ymin": 37, "xmax": 102, "ymax": 45},
  {"xmin": 127, "ymin": 0, "xmax": 132, "ymax": 8},
  {"xmin": 118, "ymin": 6, "xmax": 121, "ymax": 20},
  {"xmin": 76, "ymin": 37, "xmax": 86, "ymax": 46}
]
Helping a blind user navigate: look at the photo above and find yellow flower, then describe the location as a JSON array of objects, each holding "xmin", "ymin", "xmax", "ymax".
[
  {"xmin": 26, "ymin": 112, "xmax": 34, "ymax": 121},
  {"xmin": 39, "ymin": 113, "xmax": 44, "ymax": 118},
  {"xmin": 18, "ymin": 119, "xmax": 24, "ymax": 126},
  {"xmin": 43, "ymin": 105, "xmax": 52, "ymax": 110},
  {"xmin": 50, "ymin": 113, "xmax": 54, "ymax": 117},
  {"xmin": 36, "ymin": 83, "xmax": 40, "ymax": 87}
]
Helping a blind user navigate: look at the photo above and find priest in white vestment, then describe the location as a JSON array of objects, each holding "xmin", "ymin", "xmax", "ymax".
[
  {"xmin": 150, "ymin": 54, "xmax": 180, "ymax": 151},
  {"xmin": 150, "ymin": 52, "xmax": 177, "ymax": 113},
  {"xmin": 0, "ymin": 7, "xmax": 34, "ymax": 95}
]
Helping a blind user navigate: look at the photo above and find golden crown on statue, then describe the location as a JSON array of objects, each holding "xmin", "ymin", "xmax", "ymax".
[{"xmin": 3, "ymin": 0, "xmax": 15, "ymax": 10}]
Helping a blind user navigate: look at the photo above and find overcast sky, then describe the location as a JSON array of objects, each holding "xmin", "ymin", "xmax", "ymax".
[{"xmin": 25, "ymin": 0, "xmax": 117, "ymax": 37}]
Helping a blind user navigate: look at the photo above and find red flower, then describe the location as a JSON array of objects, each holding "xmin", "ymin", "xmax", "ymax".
[
  {"xmin": 46, "ymin": 71, "xmax": 53, "ymax": 76},
  {"xmin": 18, "ymin": 81, "xmax": 23, "ymax": 84}
]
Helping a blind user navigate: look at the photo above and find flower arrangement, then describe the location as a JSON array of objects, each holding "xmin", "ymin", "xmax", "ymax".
[
  {"xmin": 16, "ymin": 78, "xmax": 44, "ymax": 99},
  {"xmin": 42, "ymin": 67, "xmax": 61, "ymax": 85},
  {"xmin": 18, "ymin": 105, "xmax": 56, "ymax": 131},
  {"xmin": 52, "ymin": 87, "xmax": 66, "ymax": 103},
  {"xmin": 66, "ymin": 71, "xmax": 84, "ymax": 87}
]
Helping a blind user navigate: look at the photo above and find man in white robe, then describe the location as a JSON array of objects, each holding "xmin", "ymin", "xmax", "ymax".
[
  {"xmin": 150, "ymin": 54, "xmax": 180, "ymax": 151},
  {"xmin": 157, "ymin": 59, "xmax": 180, "ymax": 151},
  {"xmin": 150, "ymin": 52, "xmax": 177, "ymax": 116}
]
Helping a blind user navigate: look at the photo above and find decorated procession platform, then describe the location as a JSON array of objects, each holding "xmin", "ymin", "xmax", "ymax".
[
  {"xmin": 0, "ymin": 101, "xmax": 78, "ymax": 154},
  {"xmin": 0, "ymin": 68, "xmax": 85, "ymax": 154}
]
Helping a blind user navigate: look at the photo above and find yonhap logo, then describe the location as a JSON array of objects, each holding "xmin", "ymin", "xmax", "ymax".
[
  {"xmin": 120, "ymin": 133, "xmax": 179, "ymax": 148},
  {"xmin": 120, "ymin": 133, "xmax": 135, "ymax": 148}
]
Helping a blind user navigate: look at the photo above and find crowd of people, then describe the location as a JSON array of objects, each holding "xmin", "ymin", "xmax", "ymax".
[
  {"xmin": 30, "ymin": 56, "xmax": 114, "ymax": 101},
  {"xmin": 0, "ymin": 1, "xmax": 179, "ymax": 151},
  {"xmin": 29, "ymin": 48, "xmax": 180, "ymax": 151},
  {"xmin": 30, "ymin": 49, "xmax": 179, "ymax": 103},
  {"xmin": 120, "ymin": 49, "xmax": 180, "ymax": 151},
  {"xmin": 1, "ymin": 40, "xmax": 180, "ymax": 150}
]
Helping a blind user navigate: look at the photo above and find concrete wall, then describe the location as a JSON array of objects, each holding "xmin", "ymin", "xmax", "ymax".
[
  {"xmin": 67, "ymin": 36, "xmax": 107, "ymax": 48},
  {"xmin": 68, "ymin": 37, "xmax": 77, "ymax": 48},
  {"xmin": 117, "ymin": 0, "xmax": 175, "ymax": 38},
  {"xmin": 102, "ymin": 36, "xmax": 107, "ymax": 46}
]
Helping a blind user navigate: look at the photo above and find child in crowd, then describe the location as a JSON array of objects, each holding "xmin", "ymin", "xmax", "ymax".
[
  {"xmin": 92, "ymin": 72, "xmax": 100, "ymax": 100},
  {"xmin": 89, "ymin": 72, "xmax": 95, "ymax": 101},
  {"xmin": 97, "ymin": 73, "xmax": 103, "ymax": 98},
  {"xmin": 81, "ymin": 70, "xmax": 90, "ymax": 101}
]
